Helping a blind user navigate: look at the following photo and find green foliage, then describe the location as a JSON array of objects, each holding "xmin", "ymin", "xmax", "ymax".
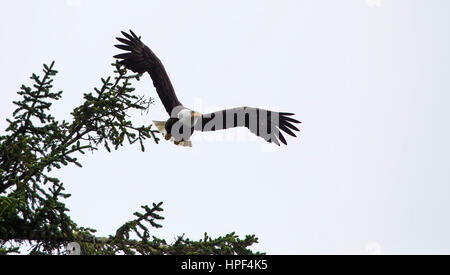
[{"xmin": 0, "ymin": 62, "xmax": 260, "ymax": 255}]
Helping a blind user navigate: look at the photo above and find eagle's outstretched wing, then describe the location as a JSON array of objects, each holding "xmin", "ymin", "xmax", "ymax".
[
  {"xmin": 194, "ymin": 107, "xmax": 301, "ymax": 146},
  {"xmin": 114, "ymin": 30, "xmax": 182, "ymax": 115}
]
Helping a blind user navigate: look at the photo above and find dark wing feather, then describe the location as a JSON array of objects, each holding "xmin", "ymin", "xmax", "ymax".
[
  {"xmin": 114, "ymin": 30, "xmax": 182, "ymax": 115},
  {"xmin": 195, "ymin": 107, "xmax": 301, "ymax": 146}
]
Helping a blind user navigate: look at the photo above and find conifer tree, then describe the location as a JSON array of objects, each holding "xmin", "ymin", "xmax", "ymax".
[{"xmin": 0, "ymin": 62, "xmax": 259, "ymax": 255}]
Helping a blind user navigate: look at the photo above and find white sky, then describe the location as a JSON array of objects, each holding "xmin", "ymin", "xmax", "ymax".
[{"xmin": 1, "ymin": 0, "xmax": 450, "ymax": 254}]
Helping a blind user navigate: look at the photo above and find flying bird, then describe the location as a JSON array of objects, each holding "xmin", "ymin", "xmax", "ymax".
[{"xmin": 114, "ymin": 30, "xmax": 300, "ymax": 147}]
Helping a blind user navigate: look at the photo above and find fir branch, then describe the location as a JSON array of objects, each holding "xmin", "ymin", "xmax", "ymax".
[{"xmin": 0, "ymin": 61, "xmax": 260, "ymax": 255}]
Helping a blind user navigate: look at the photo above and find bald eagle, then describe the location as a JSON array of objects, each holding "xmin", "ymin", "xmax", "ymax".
[{"xmin": 114, "ymin": 30, "xmax": 301, "ymax": 147}]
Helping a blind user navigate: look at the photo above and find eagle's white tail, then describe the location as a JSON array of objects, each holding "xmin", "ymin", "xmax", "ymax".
[
  {"xmin": 153, "ymin": 121, "xmax": 192, "ymax": 147},
  {"xmin": 153, "ymin": 121, "xmax": 167, "ymax": 135}
]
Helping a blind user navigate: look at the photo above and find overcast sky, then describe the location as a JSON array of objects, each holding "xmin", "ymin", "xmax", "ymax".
[{"xmin": 1, "ymin": 0, "xmax": 450, "ymax": 254}]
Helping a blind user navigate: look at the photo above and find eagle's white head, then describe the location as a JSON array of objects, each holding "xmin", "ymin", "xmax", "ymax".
[{"xmin": 177, "ymin": 108, "xmax": 202, "ymax": 128}]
